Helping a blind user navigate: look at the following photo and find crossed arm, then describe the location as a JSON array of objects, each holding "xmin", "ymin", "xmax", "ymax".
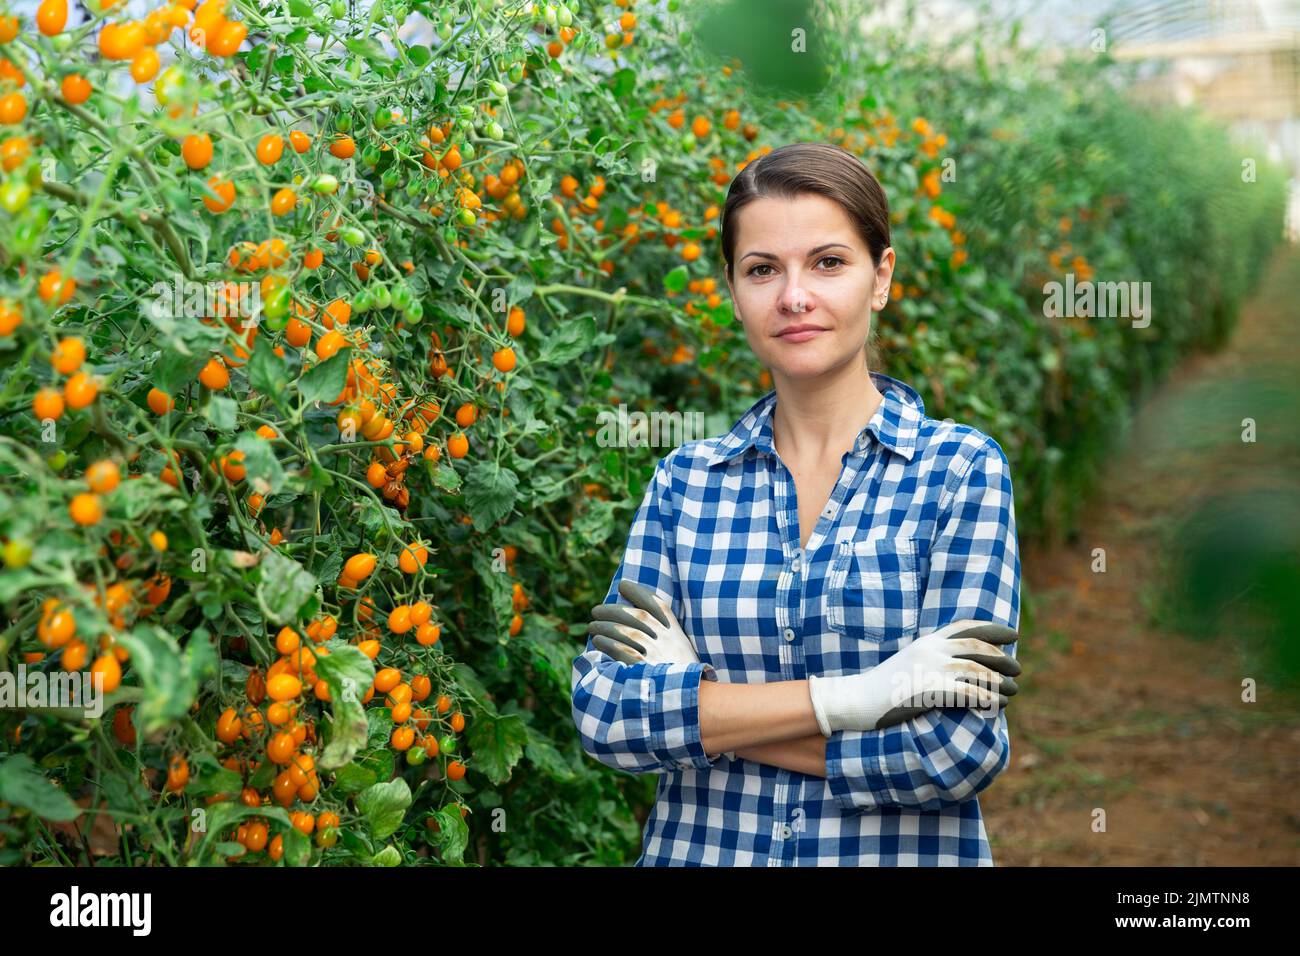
[
  {"xmin": 573, "ymin": 438, "xmax": 1020, "ymax": 807},
  {"xmin": 697, "ymin": 679, "xmax": 829, "ymax": 777}
]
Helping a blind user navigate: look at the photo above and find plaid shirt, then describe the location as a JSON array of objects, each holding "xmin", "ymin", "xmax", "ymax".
[{"xmin": 571, "ymin": 371, "xmax": 1021, "ymax": 866}]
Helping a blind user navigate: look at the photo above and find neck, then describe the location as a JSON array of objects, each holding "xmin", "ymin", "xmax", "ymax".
[{"xmin": 770, "ymin": 364, "xmax": 884, "ymax": 463}]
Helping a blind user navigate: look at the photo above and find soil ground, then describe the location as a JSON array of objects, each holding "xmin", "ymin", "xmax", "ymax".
[{"xmin": 980, "ymin": 244, "xmax": 1300, "ymax": 866}]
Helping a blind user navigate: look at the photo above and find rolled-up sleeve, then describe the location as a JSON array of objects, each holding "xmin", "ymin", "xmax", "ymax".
[
  {"xmin": 571, "ymin": 451, "xmax": 721, "ymax": 774},
  {"xmin": 826, "ymin": 437, "xmax": 1020, "ymax": 812}
]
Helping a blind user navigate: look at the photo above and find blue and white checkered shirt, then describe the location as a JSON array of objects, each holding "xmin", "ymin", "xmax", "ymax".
[{"xmin": 571, "ymin": 371, "xmax": 1021, "ymax": 865}]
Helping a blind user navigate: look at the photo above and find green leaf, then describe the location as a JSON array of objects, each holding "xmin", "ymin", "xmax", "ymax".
[
  {"xmin": 257, "ymin": 551, "xmax": 318, "ymax": 625},
  {"xmin": 234, "ymin": 432, "xmax": 286, "ymax": 496},
  {"xmin": 189, "ymin": 751, "xmax": 243, "ymax": 798},
  {"xmin": 314, "ymin": 643, "xmax": 375, "ymax": 770},
  {"xmin": 536, "ymin": 315, "xmax": 597, "ymax": 365},
  {"xmin": 282, "ymin": 827, "xmax": 312, "ymax": 866},
  {"xmin": 663, "ymin": 265, "xmax": 689, "ymax": 294},
  {"xmin": 205, "ymin": 395, "xmax": 238, "ymax": 432},
  {"xmin": 0, "ymin": 755, "xmax": 81, "ymax": 822},
  {"xmin": 331, "ymin": 749, "xmax": 392, "ymax": 793},
  {"xmin": 114, "ymin": 626, "xmax": 218, "ymax": 735},
  {"xmin": 355, "ymin": 778, "xmax": 412, "ymax": 841},
  {"xmin": 610, "ymin": 67, "xmax": 636, "ymax": 98},
  {"xmin": 429, "ymin": 461, "xmax": 461, "ymax": 492},
  {"xmin": 466, "ymin": 711, "xmax": 528, "ymax": 785},
  {"xmin": 152, "ymin": 348, "xmax": 211, "ymax": 395},
  {"xmin": 0, "ymin": 569, "xmax": 43, "ymax": 603},
  {"xmin": 344, "ymin": 36, "xmax": 387, "ymax": 64},
  {"xmin": 463, "ymin": 462, "xmax": 519, "ymax": 531},
  {"xmin": 525, "ymin": 734, "xmax": 577, "ymax": 782},
  {"xmin": 573, "ymin": 499, "xmax": 616, "ymax": 547},
  {"xmin": 470, "ymin": 549, "xmax": 514, "ymax": 636},
  {"xmin": 248, "ymin": 335, "xmax": 288, "ymax": 409},
  {"xmin": 298, "ymin": 348, "xmax": 351, "ymax": 406},
  {"xmin": 371, "ymin": 845, "xmax": 402, "ymax": 866},
  {"xmin": 429, "ymin": 805, "xmax": 470, "ymax": 864}
]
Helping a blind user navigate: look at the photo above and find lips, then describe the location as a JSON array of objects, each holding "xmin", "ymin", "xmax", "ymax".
[{"xmin": 776, "ymin": 324, "xmax": 827, "ymax": 342}]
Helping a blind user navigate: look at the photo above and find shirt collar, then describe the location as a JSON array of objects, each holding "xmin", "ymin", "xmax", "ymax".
[{"xmin": 704, "ymin": 371, "xmax": 925, "ymax": 466}]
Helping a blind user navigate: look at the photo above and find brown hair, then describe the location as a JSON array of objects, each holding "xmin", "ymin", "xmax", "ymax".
[{"xmin": 719, "ymin": 142, "xmax": 891, "ymax": 369}]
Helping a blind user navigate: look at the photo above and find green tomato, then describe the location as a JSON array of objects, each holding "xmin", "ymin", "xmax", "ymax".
[
  {"xmin": 373, "ymin": 106, "xmax": 392, "ymax": 130},
  {"xmin": 312, "ymin": 173, "xmax": 339, "ymax": 194},
  {"xmin": 489, "ymin": 80, "xmax": 508, "ymax": 98},
  {"xmin": 371, "ymin": 285, "xmax": 392, "ymax": 310},
  {"xmin": 263, "ymin": 285, "xmax": 291, "ymax": 323},
  {"xmin": 155, "ymin": 65, "xmax": 188, "ymax": 106},
  {"xmin": 2, "ymin": 538, "xmax": 33, "ymax": 569},
  {"xmin": 405, "ymin": 177, "xmax": 423, "ymax": 198},
  {"xmin": 335, "ymin": 113, "xmax": 353, "ymax": 133},
  {"xmin": 437, "ymin": 20, "xmax": 453, "ymax": 41},
  {"xmin": 340, "ymin": 226, "xmax": 365, "ymax": 247},
  {"xmin": 353, "ymin": 289, "xmax": 372, "ymax": 313},
  {"xmin": 509, "ymin": 63, "xmax": 524, "ymax": 84},
  {"xmin": 543, "ymin": 4, "xmax": 557, "ymax": 28},
  {"xmin": 458, "ymin": 141, "xmax": 475, "ymax": 161},
  {"xmin": 331, "ymin": 0, "xmax": 347, "ymax": 17},
  {"xmin": 439, "ymin": 734, "xmax": 457, "ymax": 755},
  {"xmin": 402, "ymin": 301, "xmax": 423, "ymax": 324},
  {"xmin": 557, "ymin": 3, "xmax": 572, "ymax": 27},
  {"xmin": 457, "ymin": 208, "xmax": 477, "ymax": 227},
  {"xmin": 362, "ymin": 145, "xmax": 381, "ymax": 167},
  {"xmin": 153, "ymin": 145, "xmax": 172, "ymax": 166},
  {"xmin": 11, "ymin": 210, "xmax": 45, "ymax": 257},
  {"xmin": 381, "ymin": 168, "xmax": 399, "ymax": 190},
  {"xmin": 47, "ymin": 450, "xmax": 68, "ymax": 472},
  {"xmin": 486, "ymin": 121, "xmax": 504, "ymax": 141},
  {"xmin": 0, "ymin": 180, "xmax": 31, "ymax": 214},
  {"xmin": 681, "ymin": 132, "xmax": 697, "ymax": 153},
  {"xmin": 406, "ymin": 744, "xmax": 426, "ymax": 766},
  {"xmin": 456, "ymin": 104, "xmax": 475, "ymax": 122},
  {"xmin": 390, "ymin": 284, "xmax": 412, "ymax": 311}
]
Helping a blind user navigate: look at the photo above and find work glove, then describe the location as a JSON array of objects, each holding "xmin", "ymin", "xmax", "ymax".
[
  {"xmin": 588, "ymin": 581, "xmax": 736, "ymax": 763},
  {"xmin": 587, "ymin": 580, "xmax": 701, "ymax": 667},
  {"xmin": 807, "ymin": 618, "xmax": 1022, "ymax": 736}
]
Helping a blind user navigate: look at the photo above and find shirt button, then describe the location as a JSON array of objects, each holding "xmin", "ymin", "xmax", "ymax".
[
  {"xmin": 780, "ymin": 824, "xmax": 793, "ymax": 840},
  {"xmin": 792, "ymin": 556, "xmax": 801, "ymax": 573},
  {"xmin": 783, "ymin": 628, "xmax": 796, "ymax": 642},
  {"xmin": 823, "ymin": 504, "xmax": 834, "ymax": 517}
]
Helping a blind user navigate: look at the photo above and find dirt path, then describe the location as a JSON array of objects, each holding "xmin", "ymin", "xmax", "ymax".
[{"xmin": 980, "ymin": 244, "xmax": 1300, "ymax": 866}]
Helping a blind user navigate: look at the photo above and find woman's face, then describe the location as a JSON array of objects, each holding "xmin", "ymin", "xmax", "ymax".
[{"xmin": 724, "ymin": 192, "xmax": 894, "ymax": 382}]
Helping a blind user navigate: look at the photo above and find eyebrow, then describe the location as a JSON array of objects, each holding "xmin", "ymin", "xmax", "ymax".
[{"xmin": 739, "ymin": 243, "xmax": 853, "ymax": 263}]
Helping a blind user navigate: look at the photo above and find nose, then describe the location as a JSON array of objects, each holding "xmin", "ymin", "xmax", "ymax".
[{"xmin": 778, "ymin": 271, "xmax": 811, "ymax": 314}]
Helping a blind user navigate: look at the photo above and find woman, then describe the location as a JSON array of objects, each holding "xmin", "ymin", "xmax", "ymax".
[{"xmin": 571, "ymin": 142, "xmax": 1023, "ymax": 866}]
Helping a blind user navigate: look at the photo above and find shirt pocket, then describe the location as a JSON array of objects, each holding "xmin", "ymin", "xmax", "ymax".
[{"xmin": 825, "ymin": 536, "xmax": 920, "ymax": 643}]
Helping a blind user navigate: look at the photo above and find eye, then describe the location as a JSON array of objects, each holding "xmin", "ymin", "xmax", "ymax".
[
  {"xmin": 746, "ymin": 263, "xmax": 774, "ymax": 277},
  {"xmin": 818, "ymin": 255, "xmax": 845, "ymax": 269}
]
